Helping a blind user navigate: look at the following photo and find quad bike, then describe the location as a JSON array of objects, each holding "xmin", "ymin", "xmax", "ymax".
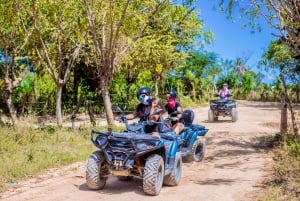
[
  {"xmin": 164, "ymin": 110, "xmax": 208, "ymax": 162},
  {"xmin": 208, "ymin": 93, "xmax": 238, "ymax": 122},
  {"xmin": 85, "ymin": 106, "xmax": 182, "ymax": 196}
]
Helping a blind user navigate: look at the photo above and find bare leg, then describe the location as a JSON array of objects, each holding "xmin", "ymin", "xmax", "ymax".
[
  {"xmin": 172, "ymin": 122, "xmax": 185, "ymax": 135},
  {"xmin": 151, "ymin": 132, "xmax": 161, "ymax": 139}
]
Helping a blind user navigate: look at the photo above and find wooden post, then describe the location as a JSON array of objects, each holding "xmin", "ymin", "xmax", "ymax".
[
  {"xmin": 280, "ymin": 93, "xmax": 288, "ymax": 136},
  {"xmin": 86, "ymin": 100, "xmax": 96, "ymax": 126}
]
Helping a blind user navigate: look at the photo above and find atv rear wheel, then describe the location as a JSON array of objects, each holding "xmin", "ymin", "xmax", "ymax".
[
  {"xmin": 208, "ymin": 109, "xmax": 214, "ymax": 122},
  {"xmin": 163, "ymin": 153, "xmax": 182, "ymax": 186},
  {"xmin": 185, "ymin": 138, "xmax": 206, "ymax": 162},
  {"xmin": 143, "ymin": 154, "xmax": 164, "ymax": 196},
  {"xmin": 231, "ymin": 108, "xmax": 238, "ymax": 122},
  {"xmin": 86, "ymin": 151, "xmax": 108, "ymax": 190}
]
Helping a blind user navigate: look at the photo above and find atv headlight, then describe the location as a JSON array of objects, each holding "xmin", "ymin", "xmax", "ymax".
[{"xmin": 96, "ymin": 136, "xmax": 108, "ymax": 147}]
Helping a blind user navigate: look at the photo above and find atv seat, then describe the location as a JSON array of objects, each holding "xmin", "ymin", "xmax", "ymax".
[{"xmin": 181, "ymin": 110, "xmax": 194, "ymax": 127}]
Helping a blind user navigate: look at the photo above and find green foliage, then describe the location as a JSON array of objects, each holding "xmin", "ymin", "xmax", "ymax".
[{"xmin": 34, "ymin": 73, "xmax": 57, "ymax": 114}]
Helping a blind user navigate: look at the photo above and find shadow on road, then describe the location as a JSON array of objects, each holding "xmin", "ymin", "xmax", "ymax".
[
  {"xmin": 205, "ymin": 135, "xmax": 275, "ymax": 161},
  {"xmin": 77, "ymin": 178, "xmax": 146, "ymax": 196}
]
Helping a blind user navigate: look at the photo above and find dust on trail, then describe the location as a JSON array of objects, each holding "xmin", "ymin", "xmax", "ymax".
[{"xmin": 0, "ymin": 101, "xmax": 280, "ymax": 201}]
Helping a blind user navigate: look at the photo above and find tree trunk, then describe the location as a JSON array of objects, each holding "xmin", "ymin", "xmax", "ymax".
[
  {"xmin": 86, "ymin": 100, "xmax": 96, "ymax": 126},
  {"xmin": 71, "ymin": 94, "xmax": 83, "ymax": 129},
  {"xmin": 280, "ymin": 73, "xmax": 299, "ymax": 137},
  {"xmin": 3, "ymin": 80, "xmax": 18, "ymax": 125},
  {"xmin": 100, "ymin": 85, "xmax": 114, "ymax": 126},
  {"xmin": 154, "ymin": 78, "xmax": 159, "ymax": 97},
  {"xmin": 56, "ymin": 84, "xmax": 64, "ymax": 126},
  {"xmin": 4, "ymin": 91, "xmax": 18, "ymax": 125},
  {"xmin": 191, "ymin": 82, "xmax": 196, "ymax": 100},
  {"xmin": 280, "ymin": 93, "xmax": 288, "ymax": 136}
]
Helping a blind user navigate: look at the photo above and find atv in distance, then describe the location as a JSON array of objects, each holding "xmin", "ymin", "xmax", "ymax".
[
  {"xmin": 208, "ymin": 93, "xmax": 238, "ymax": 122},
  {"xmin": 85, "ymin": 106, "xmax": 182, "ymax": 196}
]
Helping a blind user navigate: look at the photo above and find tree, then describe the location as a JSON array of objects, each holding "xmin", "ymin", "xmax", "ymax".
[
  {"xmin": 0, "ymin": 1, "xmax": 34, "ymax": 125},
  {"xmin": 31, "ymin": 0, "xmax": 85, "ymax": 126},
  {"xmin": 83, "ymin": 0, "xmax": 211, "ymax": 125},
  {"xmin": 262, "ymin": 40, "xmax": 299, "ymax": 136},
  {"xmin": 217, "ymin": 0, "xmax": 300, "ymax": 58}
]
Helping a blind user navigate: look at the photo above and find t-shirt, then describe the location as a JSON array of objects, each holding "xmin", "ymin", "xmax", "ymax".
[
  {"xmin": 135, "ymin": 102, "xmax": 162, "ymax": 133},
  {"xmin": 165, "ymin": 102, "xmax": 182, "ymax": 126},
  {"xmin": 135, "ymin": 103, "xmax": 151, "ymax": 121},
  {"xmin": 165, "ymin": 102, "xmax": 181, "ymax": 116}
]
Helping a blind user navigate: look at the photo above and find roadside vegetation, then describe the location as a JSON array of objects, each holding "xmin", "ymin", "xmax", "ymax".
[
  {"xmin": 0, "ymin": 125, "xmax": 95, "ymax": 192},
  {"xmin": 260, "ymin": 135, "xmax": 300, "ymax": 201}
]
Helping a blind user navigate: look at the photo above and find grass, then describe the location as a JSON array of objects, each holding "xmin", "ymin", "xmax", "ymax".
[
  {"xmin": 260, "ymin": 135, "xmax": 300, "ymax": 201},
  {"xmin": 0, "ymin": 124, "xmax": 111, "ymax": 193}
]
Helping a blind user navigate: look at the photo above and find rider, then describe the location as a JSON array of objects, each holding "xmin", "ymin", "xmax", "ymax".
[
  {"xmin": 219, "ymin": 83, "xmax": 231, "ymax": 99},
  {"xmin": 165, "ymin": 90, "xmax": 185, "ymax": 135},
  {"xmin": 124, "ymin": 87, "xmax": 163, "ymax": 138}
]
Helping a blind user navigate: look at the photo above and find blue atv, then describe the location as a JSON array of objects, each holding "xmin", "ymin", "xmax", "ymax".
[
  {"xmin": 85, "ymin": 106, "xmax": 182, "ymax": 196},
  {"xmin": 164, "ymin": 109, "xmax": 208, "ymax": 162}
]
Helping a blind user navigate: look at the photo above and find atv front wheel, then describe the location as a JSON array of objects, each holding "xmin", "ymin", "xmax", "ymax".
[
  {"xmin": 86, "ymin": 151, "xmax": 108, "ymax": 190},
  {"xmin": 163, "ymin": 153, "xmax": 182, "ymax": 186},
  {"xmin": 231, "ymin": 108, "xmax": 238, "ymax": 122},
  {"xmin": 208, "ymin": 109, "xmax": 215, "ymax": 122},
  {"xmin": 143, "ymin": 154, "xmax": 164, "ymax": 196},
  {"xmin": 185, "ymin": 138, "xmax": 206, "ymax": 162}
]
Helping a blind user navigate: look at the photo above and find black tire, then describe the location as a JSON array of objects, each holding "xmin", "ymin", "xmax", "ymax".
[
  {"xmin": 143, "ymin": 154, "xmax": 164, "ymax": 196},
  {"xmin": 185, "ymin": 138, "xmax": 206, "ymax": 162},
  {"xmin": 208, "ymin": 109, "xmax": 214, "ymax": 122},
  {"xmin": 117, "ymin": 176, "xmax": 133, "ymax": 181},
  {"xmin": 231, "ymin": 108, "xmax": 238, "ymax": 122},
  {"xmin": 86, "ymin": 151, "xmax": 107, "ymax": 190},
  {"xmin": 163, "ymin": 153, "xmax": 182, "ymax": 186}
]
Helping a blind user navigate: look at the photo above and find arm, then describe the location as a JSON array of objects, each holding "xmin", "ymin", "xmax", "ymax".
[
  {"xmin": 149, "ymin": 98, "xmax": 163, "ymax": 121},
  {"xmin": 125, "ymin": 111, "xmax": 137, "ymax": 120},
  {"xmin": 176, "ymin": 106, "xmax": 183, "ymax": 119}
]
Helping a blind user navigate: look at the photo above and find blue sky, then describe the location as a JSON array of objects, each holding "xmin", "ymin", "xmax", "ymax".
[{"xmin": 195, "ymin": 2, "xmax": 278, "ymax": 82}]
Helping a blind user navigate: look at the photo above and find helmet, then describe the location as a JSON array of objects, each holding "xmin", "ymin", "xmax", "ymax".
[
  {"xmin": 167, "ymin": 90, "xmax": 177, "ymax": 98},
  {"xmin": 136, "ymin": 87, "xmax": 151, "ymax": 99},
  {"xmin": 223, "ymin": 83, "xmax": 228, "ymax": 87}
]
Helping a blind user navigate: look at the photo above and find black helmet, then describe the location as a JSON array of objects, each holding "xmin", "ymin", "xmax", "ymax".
[
  {"xmin": 136, "ymin": 87, "xmax": 151, "ymax": 99},
  {"xmin": 167, "ymin": 90, "xmax": 177, "ymax": 98}
]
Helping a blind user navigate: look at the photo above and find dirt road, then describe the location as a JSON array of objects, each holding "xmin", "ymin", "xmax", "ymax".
[{"xmin": 0, "ymin": 101, "xmax": 280, "ymax": 201}]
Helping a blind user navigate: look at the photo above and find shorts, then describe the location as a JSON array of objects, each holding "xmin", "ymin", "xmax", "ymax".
[{"xmin": 144, "ymin": 124, "xmax": 160, "ymax": 133}]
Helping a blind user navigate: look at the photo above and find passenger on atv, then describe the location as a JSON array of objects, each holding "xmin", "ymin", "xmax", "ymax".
[{"xmin": 164, "ymin": 90, "xmax": 185, "ymax": 135}]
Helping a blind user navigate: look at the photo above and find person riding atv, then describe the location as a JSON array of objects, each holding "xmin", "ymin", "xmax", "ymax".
[
  {"xmin": 218, "ymin": 83, "xmax": 231, "ymax": 100},
  {"xmin": 209, "ymin": 83, "xmax": 238, "ymax": 122}
]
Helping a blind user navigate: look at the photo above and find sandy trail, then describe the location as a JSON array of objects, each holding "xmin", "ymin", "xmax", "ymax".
[{"xmin": 0, "ymin": 101, "xmax": 280, "ymax": 201}]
